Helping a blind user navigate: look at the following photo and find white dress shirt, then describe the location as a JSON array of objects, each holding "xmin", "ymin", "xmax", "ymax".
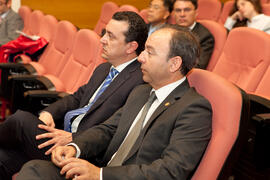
[{"xmin": 224, "ymin": 14, "xmax": 270, "ymax": 34}]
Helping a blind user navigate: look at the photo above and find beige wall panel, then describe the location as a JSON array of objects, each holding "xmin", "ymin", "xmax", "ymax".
[{"xmin": 21, "ymin": 0, "xmax": 149, "ymax": 29}]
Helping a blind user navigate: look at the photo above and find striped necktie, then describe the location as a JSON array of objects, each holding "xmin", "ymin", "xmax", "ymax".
[{"xmin": 63, "ymin": 67, "xmax": 119, "ymax": 132}]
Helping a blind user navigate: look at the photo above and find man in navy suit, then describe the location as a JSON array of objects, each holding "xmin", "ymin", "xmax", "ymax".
[
  {"xmin": 0, "ymin": 11, "xmax": 148, "ymax": 179},
  {"xmin": 17, "ymin": 24, "xmax": 212, "ymax": 180},
  {"xmin": 173, "ymin": 0, "xmax": 214, "ymax": 69}
]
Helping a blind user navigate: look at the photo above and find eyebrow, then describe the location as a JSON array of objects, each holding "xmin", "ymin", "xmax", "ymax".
[{"xmin": 146, "ymin": 45, "xmax": 156, "ymax": 53}]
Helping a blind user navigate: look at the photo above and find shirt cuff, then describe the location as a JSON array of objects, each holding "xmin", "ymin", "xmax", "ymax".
[
  {"xmin": 100, "ymin": 168, "xmax": 103, "ymax": 180},
  {"xmin": 224, "ymin": 17, "xmax": 236, "ymax": 30},
  {"xmin": 66, "ymin": 143, "xmax": 81, "ymax": 158}
]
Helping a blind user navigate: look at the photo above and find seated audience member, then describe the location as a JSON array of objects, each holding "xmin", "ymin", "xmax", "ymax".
[
  {"xmin": 173, "ymin": 0, "xmax": 214, "ymax": 69},
  {"xmin": 147, "ymin": 0, "xmax": 174, "ymax": 36},
  {"xmin": 17, "ymin": 24, "xmax": 212, "ymax": 180},
  {"xmin": 0, "ymin": 11, "xmax": 148, "ymax": 179},
  {"xmin": 0, "ymin": 0, "xmax": 23, "ymax": 46},
  {"xmin": 224, "ymin": 0, "xmax": 270, "ymax": 34}
]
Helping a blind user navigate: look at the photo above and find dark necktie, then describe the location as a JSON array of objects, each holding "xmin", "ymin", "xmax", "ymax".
[
  {"xmin": 63, "ymin": 68, "xmax": 119, "ymax": 132},
  {"xmin": 107, "ymin": 91, "xmax": 157, "ymax": 166}
]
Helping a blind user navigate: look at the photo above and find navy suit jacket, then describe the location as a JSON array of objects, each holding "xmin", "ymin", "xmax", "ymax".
[
  {"xmin": 73, "ymin": 80, "xmax": 212, "ymax": 180},
  {"xmin": 44, "ymin": 60, "xmax": 144, "ymax": 133}
]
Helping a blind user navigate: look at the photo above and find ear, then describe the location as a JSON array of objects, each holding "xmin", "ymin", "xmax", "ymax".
[
  {"xmin": 163, "ymin": 11, "xmax": 170, "ymax": 20},
  {"xmin": 126, "ymin": 41, "xmax": 139, "ymax": 54},
  {"xmin": 169, "ymin": 56, "xmax": 182, "ymax": 73}
]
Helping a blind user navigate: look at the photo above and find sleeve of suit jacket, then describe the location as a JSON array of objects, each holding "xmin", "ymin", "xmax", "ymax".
[
  {"xmin": 43, "ymin": 64, "xmax": 105, "ymax": 123},
  {"xmin": 193, "ymin": 23, "xmax": 215, "ymax": 69}
]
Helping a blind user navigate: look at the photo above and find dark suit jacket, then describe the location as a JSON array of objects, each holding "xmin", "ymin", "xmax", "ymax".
[
  {"xmin": 44, "ymin": 60, "xmax": 144, "ymax": 134},
  {"xmin": 192, "ymin": 22, "xmax": 214, "ymax": 69},
  {"xmin": 73, "ymin": 80, "xmax": 212, "ymax": 180},
  {"xmin": 0, "ymin": 9, "xmax": 23, "ymax": 46}
]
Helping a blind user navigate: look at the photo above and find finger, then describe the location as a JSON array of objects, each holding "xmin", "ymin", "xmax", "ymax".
[
  {"xmin": 38, "ymin": 124, "xmax": 55, "ymax": 132},
  {"xmin": 45, "ymin": 144, "xmax": 57, "ymax": 155},
  {"xmin": 38, "ymin": 138, "xmax": 56, "ymax": 149},
  {"xmin": 52, "ymin": 148, "xmax": 65, "ymax": 167},
  {"xmin": 36, "ymin": 132, "xmax": 55, "ymax": 140},
  {"xmin": 65, "ymin": 167, "xmax": 82, "ymax": 179}
]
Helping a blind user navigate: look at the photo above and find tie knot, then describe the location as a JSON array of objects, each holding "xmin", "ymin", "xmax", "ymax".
[
  {"xmin": 148, "ymin": 91, "xmax": 157, "ymax": 104},
  {"xmin": 110, "ymin": 68, "xmax": 119, "ymax": 79}
]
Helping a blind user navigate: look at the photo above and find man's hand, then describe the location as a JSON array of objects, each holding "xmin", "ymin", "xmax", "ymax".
[
  {"xmin": 36, "ymin": 125, "xmax": 72, "ymax": 155},
  {"xmin": 60, "ymin": 158, "xmax": 100, "ymax": 180},
  {"xmin": 39, "ymin": 111, "xmax": 55, "ymax": 128},
  {"xmin": 51, "ymin": 145, "xmax": 76, "ymax": 167}
]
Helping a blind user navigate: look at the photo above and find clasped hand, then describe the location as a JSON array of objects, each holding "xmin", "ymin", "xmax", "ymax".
[{"xmin": 52, "ymin": 145, "xmax": 100, "ymax": 180}]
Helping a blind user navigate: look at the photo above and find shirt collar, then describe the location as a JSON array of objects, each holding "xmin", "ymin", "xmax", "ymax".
[
  {"xmin": 151, "ymin": 76, "xmax": 186, "ymax": 103},
  {"xmin": 1, "ymin": 9, "xmax": 10, "ymax": 19},
  {"xmin": 112, "ymin": 57, "xmax": 137, "ymax": 73},
  {"xmin": 189, "ymin": 22, "xmax": 197, "ymax": 30}
]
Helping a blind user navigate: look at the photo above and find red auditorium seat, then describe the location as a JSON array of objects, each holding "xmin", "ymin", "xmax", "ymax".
[
  {"xmin": 94, "ymin": 1, "xmax": 118, "ymax": 36},
  {"xmin": 188, "ymin": 68, "xmax": 246, "ymax": 180},
  {"xmin": 139, "ymin": 8, "xmax": 148, "ymax": 23},
  {"xmin": 218, "ymin": 0, "xmax": 234, "ymax": 24},
  {"xmin": 212, "ymin": 27, "xmax": 270, "ymax": 93},
  {"xmin": 197, "ymin": 0, "xmax": 222, "ymax": 21},
  {"xmin": 18, "ymin": 5, "xmax": 32, "ymax": 33}
]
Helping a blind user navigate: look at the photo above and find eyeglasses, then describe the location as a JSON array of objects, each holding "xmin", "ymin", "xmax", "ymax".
[{"xmin": 174, "ymin": 8, "xmax": 194, "ymax": 14}]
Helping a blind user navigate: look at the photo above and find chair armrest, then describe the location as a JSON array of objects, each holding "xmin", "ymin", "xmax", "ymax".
[
  {"xmin": 23, "ymin": 90, "xmax": 70, "ymax": 114},
  {"xmin": 0, "ymin": 63, "xmax": 37, "ymax": 74},
  {"xmin": 252, "ymin": 113, "xmax": 270, "ymax": 124},
  {"xmin": 249, "ymin": 94, "xmax": 270, "ymax": 116}
]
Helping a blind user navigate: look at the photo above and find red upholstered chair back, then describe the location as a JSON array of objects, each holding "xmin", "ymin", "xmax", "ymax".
[
  {"xmin": 139, "ymin": 9, "xmax": 149, "ymax": 23},
  {"xmin": 197, "ymin": 20, "xmax": 227, "ymax": 71},
  {"xmin": 117, "ymin": 4, "xmax": 139, "ymax": 13},
  {"xmin": 29, "ymin": 20, "xmax": 77, "ymax": 76},
  {"xmin": 263, "ymin": 4, "xmax": 270, "ymax": 15},
  {"xmin": 38, "ymin": 15, "xmax": 58, "ymax": 42},
  {"xmin": 94, "ymin": 1, "xmax": 118, "ymax": 36},
  {"xmin": 197, "ymin": 0, "xmax": 222, "ymax": 21},
  {"xmin": 45, "ymin": 29, "xmax": 104, "ymax": 93},
  {"xmin": 18, "ymin": 5, "xmax": 32, "ymax": 33},
  {"xmin": 187, "ymin": 69, "xmax": 242, "ymax": 180},
  {"xmin": 26, "ymin": 10, "xmax": 44, "ymax": 36},
  {"xmin": 218, "ymin": 0, "xmax": 234, "ymax": 24},
  {"xmin": 212, "ymin": 27, "xmax": 270, "ymax": 93}
]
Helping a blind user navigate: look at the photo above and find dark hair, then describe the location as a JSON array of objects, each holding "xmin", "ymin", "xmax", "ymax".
[
  {"xmin": 162, "ymin": 0, "xmax": 176, "ymax": 13},
  {"xmin": 158, "ymin": 24, "xmax": 200, "ymax": 75},
  {"xmin": 112, "ymin": 11, "xmax": 148, "ymax": 55},
  {"xmin": 229, "ymin": 0, "xmax": 262, "ymax": 27},
  {"xmin": 174, "ymin": 0, "xmax": 198, "ymax": 9}
]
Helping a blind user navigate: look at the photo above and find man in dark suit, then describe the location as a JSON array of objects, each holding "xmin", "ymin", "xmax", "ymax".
[
  {"xmin": 17, "ymin": 24, "xmax": 212, "ymax": 180},
  {"xmin": 0, "ymin": 11, "xmax": 148, "ymax": 179},
  {"xmin": 173, "ymin": 0, "xmax": 214, "ymax": 69},
  {"xmin": 0, "ymin": 0, "xmax": 23, "ymax": 46}
]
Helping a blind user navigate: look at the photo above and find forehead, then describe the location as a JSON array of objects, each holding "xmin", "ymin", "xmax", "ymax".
[
  {"xmin": 151, "ymin": 0, "xmax": 164, "ymax": 6},
  {"xmin": 237, "ymin": 0, "xmax": 248, "ymax": 5},
  {"xmin": 106, "ymin": 19, "xmax": 129, "ymax": 35},
  {"xmin": 174, "ymin": 1, "xmax": 195, "ymax": 9},
  {"xmin": 147, "ymin": 29, "xmax": 171, "ymax": 50}
]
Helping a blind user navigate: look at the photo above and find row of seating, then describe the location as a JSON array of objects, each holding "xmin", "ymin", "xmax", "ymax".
[
  {"xmin": 0, "ymin": 6, "xmax": 106, "ymax": 115},
  {"xmin": 4, "ymin": 2, "xmax": 270, "ymax": 179}
]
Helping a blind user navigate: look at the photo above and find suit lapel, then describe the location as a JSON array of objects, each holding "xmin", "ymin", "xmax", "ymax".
[
  {"xmin": 86, "ymin": 60, "xmax": 140, "ymax": 114},
  {"xmin": 124, "ymin": 80, "xmax": 190, "ymax": 162}
]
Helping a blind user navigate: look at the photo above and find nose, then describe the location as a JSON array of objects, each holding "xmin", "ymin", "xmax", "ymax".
[
  {"xmin": 138, "ymin": 50, "xmax": 146, "ymax": 63},
  {"xmin": 180, "ymin": 10, "xmax": 185, "ymax": 16},
  {"xmin": 100, "ymin": 33, "xmax": 107, "ymax": 44}
]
